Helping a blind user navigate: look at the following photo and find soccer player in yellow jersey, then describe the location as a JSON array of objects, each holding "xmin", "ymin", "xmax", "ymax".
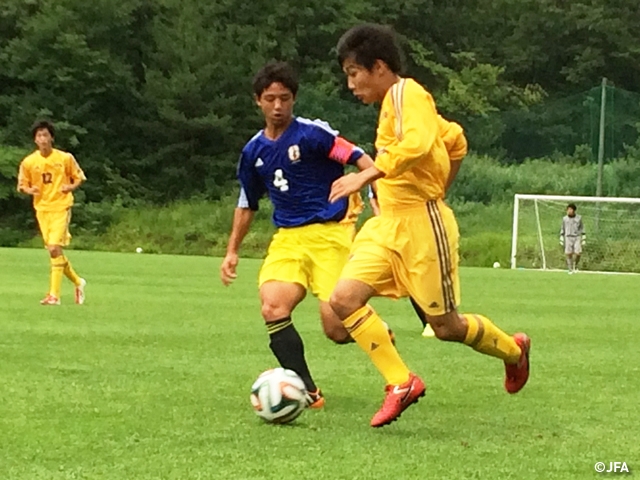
[
  {"xmin": 369, "ymin": 114, "xmax": 468, "ymax": 338},
  {"xmin": 329, "ymin": 24, "xmax": 531, "ymax": 427},
  {"xmin": 17, "ymin": 120, "xmax": 87, "ymax": 305}
]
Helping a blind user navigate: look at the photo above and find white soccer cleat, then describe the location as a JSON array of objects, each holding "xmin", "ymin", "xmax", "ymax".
[
  {"xmin": 422, "ymin": 324, "xmax": 436, "ymax": 338},
  {"xmin": 75, "ymin": 278, "xmax": 87, "ymax": 305},
  {"xmin": 40, "ymin": 294, "xmax": 60, "ymax": 306}
]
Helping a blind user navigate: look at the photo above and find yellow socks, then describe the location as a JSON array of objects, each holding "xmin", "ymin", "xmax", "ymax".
[
  {"xmin": 463, "ymin": 314, "xmax": 521, "ymax": 363},
  {"xmin": 343, "ymin": 305, "xmax": 410, "ymax": 385},
  {"xmin": 49, "ymin": 256, "xmax": 66, "ymax": 298},
  {"xmin": 62, "ymin": 256, "xmax": 82, "ymax": 286}
]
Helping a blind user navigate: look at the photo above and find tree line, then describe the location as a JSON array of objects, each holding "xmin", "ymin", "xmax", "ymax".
[{"xmin": 1, "ymin": 0, "xmax": 639, "ymax": 217}]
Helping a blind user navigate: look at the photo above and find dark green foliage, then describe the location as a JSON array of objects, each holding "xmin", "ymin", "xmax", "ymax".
[{"xmin": 0, "ymin": 0, "xmax": 639, "ymax": 233}]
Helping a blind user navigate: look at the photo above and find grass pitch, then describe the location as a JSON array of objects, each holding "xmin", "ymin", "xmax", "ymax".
[{"xmin": 1, "ymin": 247, "xmax": 638, "ymax": 479}]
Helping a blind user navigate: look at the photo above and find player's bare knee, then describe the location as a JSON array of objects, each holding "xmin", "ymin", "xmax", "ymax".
[
  {"xmin": 329, "ymin": 290, "xmax": 354, "ymax": 320},
  {"xmin": 261, "ymin": 301, "xmax": 291, "ymax": 322},
  {"xmin": 428, "ymin": 312, "xmax": 467, "ymax": 342},
  {"xmin": 47, "ymin": 245, "xmax": 63, "ymax": 258}
]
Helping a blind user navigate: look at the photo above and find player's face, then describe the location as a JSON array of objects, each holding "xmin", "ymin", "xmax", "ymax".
[
  {"xmin": 34, "ymin": 128, "xmax": 53, "ymax": 152},
  {"xmin": 256, "ymin": 83, "xmax": 295, "ymax": 127},
  {"xmin": 342, "ymin": 58, "xmax": 385, "ymax": 104},
  {"xmin": 567, "ymin": 207, "xmax": 575, "ymax": 217}
]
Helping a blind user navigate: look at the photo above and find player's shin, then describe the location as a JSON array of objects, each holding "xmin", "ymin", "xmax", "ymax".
[
  {"xmin": 574, "ymin": 254, "xmax": 581, "ymax": 269},
  {"xmin": 462, "ymin": 314, "xmax": 521, "ymax": 363},
  {"xmin": 62, "ymin": 255, "xmax": 82, "ymax": 285},
  {"xmin": 49, "ymin": 256, "xmax": 66, "ymax": 298},
  {"xmin": 343, "ymin": 305, "xmax": 410, "ymax": 385},
  {"xmin": 267, "ymin": 317, "xmax": 318, "ymax": 392}
]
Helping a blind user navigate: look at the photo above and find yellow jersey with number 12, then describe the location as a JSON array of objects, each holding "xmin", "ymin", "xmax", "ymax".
[{"xmin": 17, "ymin": 148, "xmax": 86, "ymax": 212}]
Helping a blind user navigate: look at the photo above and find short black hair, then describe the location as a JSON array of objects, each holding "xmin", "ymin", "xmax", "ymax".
[
  {"xmin": 31, "ymin": 119, "xmax": 55, "ymax": 138},
  {"xmin": 252, "ymin": 61, "xmax": 299, "ymax": 98},
  {"xmin": 567, "ymin": 203, "xmax": 577, "ymax": 211},
  {"xmin": 337, "ymin": 24, "xmax": 404, "ymax": 74}
]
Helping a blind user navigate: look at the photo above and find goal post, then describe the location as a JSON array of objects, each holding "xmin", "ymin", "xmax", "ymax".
[{"xmin": 511, "ymin": 194, "xmax": 640, "ymax": 274}]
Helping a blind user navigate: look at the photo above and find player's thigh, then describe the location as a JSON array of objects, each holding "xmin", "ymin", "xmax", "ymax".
[
  {"xmin": 306, "ymin": 224, "xmax": 352, "ymax": 302},
  {"xmin": 574, "ymin": 238, "xmax": 582, "ymax": 254},
  {"xmin": 340, "ymin": 229, "xmax": 402, "ymax": 299},
  {"xmin": 565, "ymin": 238, "xmax": 575, "ymax": 255},
  {"xmin": 40, "ymin": 209, "xmax": 72, "ymax": 247},
  {"xmin": 259, "ymin": 281, "xmax": 307, "ymax": 322},
  {"xmin": 35, "ymin": 210, "xmax": 52, "ymax": 245},
  {"xmin": 405, "ymin": 201, "xmax": 460, "ymax": 317},
  {"xmin": 259, "ymin": 232, "xmax": 309, "ymax": 292}
]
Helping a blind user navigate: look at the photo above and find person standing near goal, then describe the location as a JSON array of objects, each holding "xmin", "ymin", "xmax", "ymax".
[{"xmin": 560, "ymin": 203, "xmax": 585, "ymax": 273}]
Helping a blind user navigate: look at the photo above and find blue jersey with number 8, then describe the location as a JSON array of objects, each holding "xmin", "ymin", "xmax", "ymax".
[{"xmin": 237, "ymin": 117, "xmax": 363, "ymax": 228}]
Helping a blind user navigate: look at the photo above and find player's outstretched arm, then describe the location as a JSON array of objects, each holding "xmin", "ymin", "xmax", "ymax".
[
  {"xmin": 220, "ymin": 206, "xmax": 255, "ymax": 286},
  {"xmin": 354, "ymin": 153, "xmax": 375, "ymax": 171},
  {"xmin": 329, "ymin": 165, "xmax": 385, "ymax": 203}
]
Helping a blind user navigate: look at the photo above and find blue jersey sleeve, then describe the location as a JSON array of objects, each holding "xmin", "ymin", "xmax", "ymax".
[
  {"xmin": 300, "ymin": 118, "xmax": 364, "ymax": 166},
  {"xmin": 237, "ymin": 152, "xmax": 266, "ymax": 211}
]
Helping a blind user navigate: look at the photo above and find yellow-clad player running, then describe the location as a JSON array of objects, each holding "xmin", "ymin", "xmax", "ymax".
[
  {"xmin": 369, "ymin": 114, "xmax": 468, "ymax": 338},
  {"xmin": 329, "ymin": 24, "xmax": 531, "ymax": 427},
  {"xmin": 17, "ymin": 120, "xmax": 87, "ymax": 305}
]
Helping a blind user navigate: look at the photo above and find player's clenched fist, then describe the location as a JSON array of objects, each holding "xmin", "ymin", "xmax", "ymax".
[{"xmin": 220, "ymin": 253, "xmax": 239, "ymax": 286}]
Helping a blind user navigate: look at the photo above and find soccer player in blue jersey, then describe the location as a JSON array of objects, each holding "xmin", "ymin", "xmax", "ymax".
[{"xmin": 219, "ymin": 61, "xmax": 375, "ymax": 408}]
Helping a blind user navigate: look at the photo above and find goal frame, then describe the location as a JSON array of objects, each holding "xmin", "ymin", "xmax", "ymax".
[{"xmin": 510, "ymin": 194, "xmax": 640, "ymax": 272}]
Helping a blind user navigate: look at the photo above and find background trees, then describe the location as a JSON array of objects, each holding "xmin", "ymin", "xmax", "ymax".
[{"xmin": 1, "ymin": 0, "xmax": 638, "ymax": 210}]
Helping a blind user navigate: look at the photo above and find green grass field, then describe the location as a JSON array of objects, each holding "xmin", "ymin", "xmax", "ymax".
[{"xmin": 1, "ymin": 247, "xmax": 639, "ymax": 479}]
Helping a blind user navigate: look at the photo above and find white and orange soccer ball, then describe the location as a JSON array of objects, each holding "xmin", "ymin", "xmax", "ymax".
[{"xmin": 250, "ymin": 368, "xmax": 307, "ymax": 424}]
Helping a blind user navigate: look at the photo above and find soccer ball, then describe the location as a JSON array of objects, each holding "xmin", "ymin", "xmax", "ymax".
[
  {"xmin": 493, "ymin": 261, "xmax": 501, "ymax": 268},
  {"xmin": 250, "ymin": 368, "xmax": 307, "ymax": 424}
]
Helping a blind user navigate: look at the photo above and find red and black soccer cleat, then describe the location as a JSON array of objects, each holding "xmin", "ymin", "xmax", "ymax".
[
  {"xmin": 505, "ymin": 333, "xmax": 531, "ymax": 394},
  {"xmin": 370, "ymin": 373, "xmax": 426, "ymax": 427}
]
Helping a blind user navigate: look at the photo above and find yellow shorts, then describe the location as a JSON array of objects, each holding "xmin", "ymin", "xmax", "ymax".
[
  {"xmin": 340, "ymin": 222, "xmax": 358, "ymax": 241},
  {"xmin": 36, "ymin": 209, "xmax": 72, "ymax": 247},
  {"xmin": 341, "ymin": 199, "xmax": 460, "ymax": 316},
  {"xmin": 259, "ymin": 222, "xmax": 351, "ymax": 302}
]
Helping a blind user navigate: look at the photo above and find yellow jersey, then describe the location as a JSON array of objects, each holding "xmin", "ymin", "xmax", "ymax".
[
  {"xmin": 438, "ymin": 115, "xmax": 467, "ymax": 161},
  {"xmin": 17, "ymin": 148, "xmax": 86, "ymax": 212},
  {"xmin": 340, "ymin": 192, "xmax": 365, "ymax": 226},
  {"xmin": 374, "ymin": 78, "xmax": 451, "ymax": 209}
]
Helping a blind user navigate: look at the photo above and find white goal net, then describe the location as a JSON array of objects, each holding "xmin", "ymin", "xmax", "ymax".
[{"xmin": 511, "ymin": 194, "xmax": 640, "ymax": 274}]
